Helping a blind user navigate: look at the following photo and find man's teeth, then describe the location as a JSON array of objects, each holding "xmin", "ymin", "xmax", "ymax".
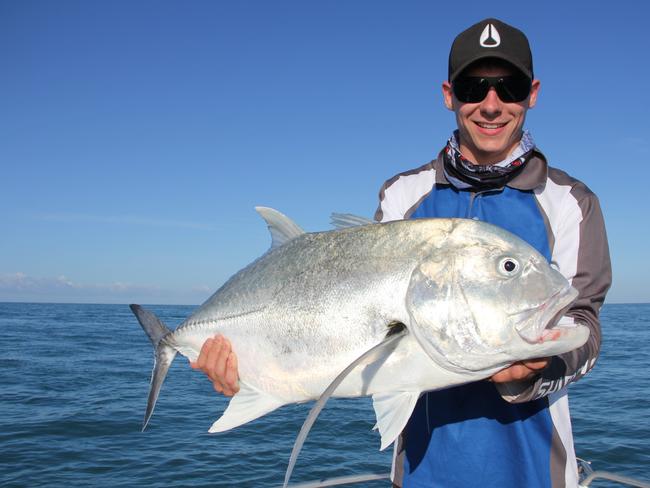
[{"xmin": 476, "ymin": 122, "xmax": 505, "ymax": 129}]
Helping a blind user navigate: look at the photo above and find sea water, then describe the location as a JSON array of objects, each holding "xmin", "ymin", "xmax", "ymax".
[{"xmin": 1, "ymin": 302, "xmax": 648, "ymax": 487}]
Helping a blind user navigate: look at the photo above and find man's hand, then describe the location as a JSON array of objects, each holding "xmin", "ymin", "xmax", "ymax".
[
  {"xmin": 190, "ymin": 335, "xmax": 240, "ymax": 396},
  {"xmin": 490, "ymin": 358, "xmax": 549, "ymax": 383}
]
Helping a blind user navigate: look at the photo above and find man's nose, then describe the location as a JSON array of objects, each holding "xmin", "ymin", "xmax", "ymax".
[{"xmin": 480, "ymin": 88, "xmax": 502, "ymax": 116}]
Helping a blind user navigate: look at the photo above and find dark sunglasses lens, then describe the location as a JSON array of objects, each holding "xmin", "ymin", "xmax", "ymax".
[
  {"xmin": 496, "ymin": 76, "xmax": 532, "ymax": 102},
  {"xmin": 452, "ymin": 78, "xmax": 489, "ymax": 103},
  {"xmin": 453, "ymin": 76, "xmax": 532, "ymax": 103}
]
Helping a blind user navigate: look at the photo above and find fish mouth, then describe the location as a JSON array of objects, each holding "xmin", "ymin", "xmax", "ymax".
[{"xmin": 512, "ymin": 284, "xmax": 579, "ymax": 344}]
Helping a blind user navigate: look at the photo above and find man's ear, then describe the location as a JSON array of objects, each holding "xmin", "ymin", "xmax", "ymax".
[
  {"xmin": 442, "ymin": 81, "xmax": 454, "ymax": 111},
  {"xmin": 528, "ymin": 79, "xmax": 541, "ymax": 109}
]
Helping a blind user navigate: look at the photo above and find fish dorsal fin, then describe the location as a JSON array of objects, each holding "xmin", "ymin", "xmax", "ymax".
[
  {"xmin": 255, "ymin": 206, "xmax": 305, "ymax": 249},
  {"xmin": 372, "ymin": 391, "xmax": 421, "ymax": 450},
  {"xmin": 330, "ymin": 213, "xmax": 375, "ymax": 229},
  {"xmin": 282, "ymin": 328, "xmax": 408, "ymax": 488}
]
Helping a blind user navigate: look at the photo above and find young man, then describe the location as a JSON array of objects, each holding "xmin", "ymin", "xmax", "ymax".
[{"xmin": 193, "ymin": 18, "xmax": 611, "ymax": 488}]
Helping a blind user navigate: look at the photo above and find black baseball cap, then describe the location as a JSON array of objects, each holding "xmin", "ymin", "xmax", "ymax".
[{"xmin": 448, "ymin": 18, "xmax": 533, "ymax": 82}]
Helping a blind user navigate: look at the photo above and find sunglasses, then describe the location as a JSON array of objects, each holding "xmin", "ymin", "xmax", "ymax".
[{"xmin": 452, "ymin": 75, "xmax": 532, "ymax": 103}]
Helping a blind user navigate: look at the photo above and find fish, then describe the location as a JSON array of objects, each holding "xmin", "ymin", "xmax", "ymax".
[{"xmin": 131, "ymin": 207, "xmax": 587, "ymax": 484}]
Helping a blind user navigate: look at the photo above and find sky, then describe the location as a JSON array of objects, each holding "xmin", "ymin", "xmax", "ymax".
[{"xmin": 1, "ymin": 0, "xmax": 649, "ymax": 305}]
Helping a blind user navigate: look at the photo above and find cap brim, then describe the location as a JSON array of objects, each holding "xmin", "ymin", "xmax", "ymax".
[{"xmin": 450, "ymin": 52, "xmax": 532, "ymax": 81}]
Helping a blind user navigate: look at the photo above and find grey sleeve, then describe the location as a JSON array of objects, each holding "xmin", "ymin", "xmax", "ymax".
[{"xmin": 497, "ymin": 192, "xmax": 612, "ymax": 403}]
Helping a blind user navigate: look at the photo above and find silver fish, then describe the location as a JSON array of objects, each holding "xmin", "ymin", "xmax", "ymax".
[{"xmin": 131, "ymin": 208, "xmax": 586, "ymax": 481}]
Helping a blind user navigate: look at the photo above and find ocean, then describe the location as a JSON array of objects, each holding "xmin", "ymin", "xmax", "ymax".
[{"xmin": 1, "ymin": 302, "xmax": 648, "ymax": 487}]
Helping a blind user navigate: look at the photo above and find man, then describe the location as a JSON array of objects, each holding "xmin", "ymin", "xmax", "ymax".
[{"xmin": 193, "ymin": 18, "xmax": 611, "ymax": 488}]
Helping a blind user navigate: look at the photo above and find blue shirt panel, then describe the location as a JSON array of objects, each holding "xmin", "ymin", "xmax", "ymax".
[
  {"xmin": 403, "ymin": 185, "xmax": 554, "ymax": 488},
  {"xmin": 410, "ymin": 185, "xmax": 551, "ymax": 261}
]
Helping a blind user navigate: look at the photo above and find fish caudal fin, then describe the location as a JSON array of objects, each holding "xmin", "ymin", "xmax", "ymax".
[{"xmin": 129, "ymin": 304, "xmax": 178, "ymax": 431}]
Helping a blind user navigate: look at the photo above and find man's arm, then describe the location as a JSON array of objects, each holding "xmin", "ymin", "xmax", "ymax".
[{"xmin": 496, "ymin": 191, "xmax": 612, "ymax": 402}]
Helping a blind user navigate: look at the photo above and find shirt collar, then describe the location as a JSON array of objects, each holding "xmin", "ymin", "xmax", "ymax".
[{"xmin": 434, "ymin": 147, "xmax": 548, "ymax": 191}]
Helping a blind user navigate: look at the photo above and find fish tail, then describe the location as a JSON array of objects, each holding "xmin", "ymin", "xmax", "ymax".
[{"xmin": 129, "ymin": 304, "xmax": 178, "ymax": 431}]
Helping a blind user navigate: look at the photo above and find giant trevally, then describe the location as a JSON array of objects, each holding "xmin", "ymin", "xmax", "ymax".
[{"xmin": 131, "ymin": 208, "xmax": 587, "ymax": 484}]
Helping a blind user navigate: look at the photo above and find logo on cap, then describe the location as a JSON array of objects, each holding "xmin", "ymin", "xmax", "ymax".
[{"xmin": 479, "ymin": 24, "xmax": 500, "ymax": 48}]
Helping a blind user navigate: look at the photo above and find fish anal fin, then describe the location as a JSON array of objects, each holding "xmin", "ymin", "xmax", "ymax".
[
  {"xmin": 208, "ymin": 382, "xmax": 285, "ymax": 433},
  {"xmin": 372, "ymin": 391, "xmax": 421, "ymax": 450}
]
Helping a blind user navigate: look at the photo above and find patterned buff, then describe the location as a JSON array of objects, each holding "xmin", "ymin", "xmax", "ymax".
[{"xmin": 443, "ymin": 130, "xmax": 535, "ymax": 191}]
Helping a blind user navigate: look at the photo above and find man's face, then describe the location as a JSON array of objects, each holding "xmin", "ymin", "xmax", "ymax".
[{"xmin": 442, "ymin": 62, "xmax": 540, "ymax": 165}]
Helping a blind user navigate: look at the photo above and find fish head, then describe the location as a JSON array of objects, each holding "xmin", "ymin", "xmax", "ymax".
[{"xmin": 405, "ymin": 220, "xmax": 588, "ymax": 373}]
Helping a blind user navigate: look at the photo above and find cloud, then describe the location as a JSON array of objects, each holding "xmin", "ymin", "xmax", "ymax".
[
  {"xmin": 190, "ymin": 285, "xmax": 212, "ymax": 294},
  {"xmin": 34, "ymin": 212, "xmax": 215, "ymax": 231},
  {"xmin": 0, "ymin": 272, "xmax": 75, "ymax": 290},
  {"xmin": 0, "ymin": 272, "xmax": 208, "ymax": 305}
]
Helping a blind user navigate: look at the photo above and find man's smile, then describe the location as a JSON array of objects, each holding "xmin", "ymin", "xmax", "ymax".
[
  {"xmin": 474, "ymin": 120, "xmax": 509, "ymax": 136},
  {"xmin": 475, "ymin": 121, "xmax": 507, "ymax": 129}
]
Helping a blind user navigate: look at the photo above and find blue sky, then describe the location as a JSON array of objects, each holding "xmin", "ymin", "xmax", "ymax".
[{"xmin": 1, "ymin": 1, "xmax": 648, "ymax": 304}]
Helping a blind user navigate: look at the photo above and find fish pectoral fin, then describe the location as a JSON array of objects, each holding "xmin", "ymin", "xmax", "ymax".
[
  {"xmin": 372, "ymin": 391, "xmax": 421, "ymax": 450},
  {"xmin": 282, "ymin": 329, "xmax": 409, "ymax": 488},
  {"xmin": 208, "ymin": 382, "xmax": 285, "ymax": 433}
]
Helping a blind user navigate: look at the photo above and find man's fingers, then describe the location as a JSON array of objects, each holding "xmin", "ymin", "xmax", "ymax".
[
  {"xmin": 203, "ymin": 335, "xmax": 224, "ymax": 381},
  {"xmin": 193, "ymin": 337, "xmax": 213, "ymax": 370},
  {"xmin": 225, "ymin": 352, "xmax": 240, "ymax": 394},
  {"xmin": 189, "ymin": 334, "xmax": 240, "ymax": 397},
  {"xmin": 524, "ymin": 357, "xmax": 550, "ymax": 371},
  {"xmin": 490, "ymin": 357, "xmax": 551, "ymax": 383},
  {"xmin": 212, "ymin": 338, "xmax": 232, "ymax": 383},
  {"xmin": 491, "ymin": 362, "xmax": 537, "ymax": 383}
]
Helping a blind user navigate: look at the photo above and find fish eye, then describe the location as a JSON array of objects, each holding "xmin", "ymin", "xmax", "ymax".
[{"xmin": 498, "ymin": 257, "xmax": 520, "ymax": 276}]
